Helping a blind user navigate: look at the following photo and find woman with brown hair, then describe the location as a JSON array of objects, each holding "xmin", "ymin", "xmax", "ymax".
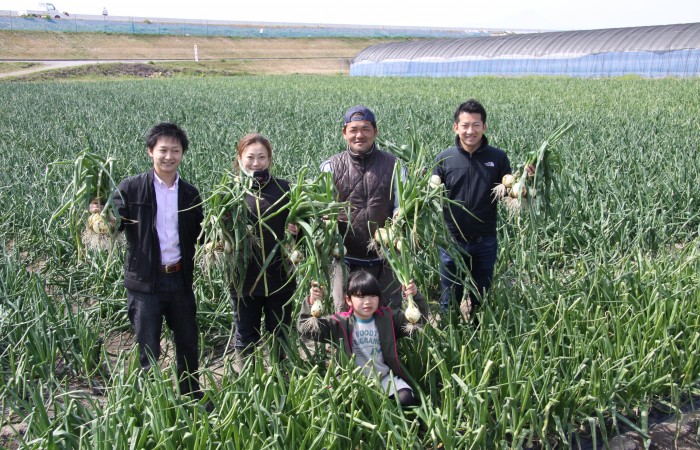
[{"xmin": 229, "ymin": 133, "xmax": 297, "ymax": 366}]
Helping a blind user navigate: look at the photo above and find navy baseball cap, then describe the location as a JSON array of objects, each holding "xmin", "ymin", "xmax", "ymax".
[{"xmin": 343, "ymin": 105, "xmax": 376, "ymax": 126}]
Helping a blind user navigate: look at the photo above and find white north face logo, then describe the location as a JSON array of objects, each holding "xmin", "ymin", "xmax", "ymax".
[{"xmin": 485, "ymin": 162, "xmax": 495, "ymax": 167}]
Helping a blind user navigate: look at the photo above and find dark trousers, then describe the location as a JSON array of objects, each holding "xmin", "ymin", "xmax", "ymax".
[
  {"xmin": 439, "ymin": 236, "xmax": 498, "ymax": 311},
  {"xmin": 232, "ymin": 291, "xmax": 293, "ymax": 356},
  {"xmin": 127, "ymin": 271, "xmax": 200, "ymax": 395}
]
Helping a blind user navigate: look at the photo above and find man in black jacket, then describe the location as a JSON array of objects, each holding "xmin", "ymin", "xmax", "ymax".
[
  {"xmin": 433, "ymin": 100, "xmax": 512, "ymax": 317},
  {"xmin": 111, "ymin": 122, "xmax": 204, "ymax": 399}
]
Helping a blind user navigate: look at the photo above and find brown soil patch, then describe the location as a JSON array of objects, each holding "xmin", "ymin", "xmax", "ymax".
[
  {"xmin": 6, "ymin": 59, "xmax": 352, "ymax": 80},
  {"xmin": 19, "ymin": 62, "xmax": 177, "ymax": 80},
  {"xmin": 0, "ymin": 61, "xmax": 41, "ymax": 73},
  {"xmin": 608, "ymin": 411, "xmax": 700, "ymax": 449}
]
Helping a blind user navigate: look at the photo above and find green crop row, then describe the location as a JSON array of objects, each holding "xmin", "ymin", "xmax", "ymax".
[{"xmin": 0, "ymin": 75, "xmax": 699, "ymax": 449}]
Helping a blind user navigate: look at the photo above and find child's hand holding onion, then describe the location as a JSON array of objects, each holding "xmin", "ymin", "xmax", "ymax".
[
  {"xmin": 308, "ymin": 282, "xmax": 324, "ymax": 318},
  {"xmin": 308, "ymin": 283, "xmax": 323, "ymax": 303},
  {"xmin": 299, "ymin": 281, "xmax": 325, "ymax": 334},
  {"xmin": 89, "ymin": 198, "xmax": 103, "ymax": 214},
  {"xmin": 401, "ymin": 280, "xmax": 418, "ymax": 299},
  {"xmin": 401, "ymin": 279, "xmax": 422, "ymax": 325}
]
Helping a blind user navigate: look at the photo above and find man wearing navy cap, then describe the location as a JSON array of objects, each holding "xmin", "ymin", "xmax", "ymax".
[{"xmin": 320, "ymin": 106, "xmax": 427, "ymax": 319}]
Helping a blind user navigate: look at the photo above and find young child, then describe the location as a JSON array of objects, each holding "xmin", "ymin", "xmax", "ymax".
[{"xmin": 298, "ymin": 271, "xmax": 428, "ymax": 407}]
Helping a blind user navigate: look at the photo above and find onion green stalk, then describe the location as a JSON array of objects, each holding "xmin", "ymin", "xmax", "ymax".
[
  {"xmin": 378, "ymin": 115, "xmax": 474, "ymax": 307},
  {"xmin": 493, "ymin": 122, "xmax": 574, "ymax": 216},
  {"xmin": 49, "ymin": 149, "xmax": 123, "ymax": 261},
  {"xmin": 195, "ymin": 170, "xmax": 253, "ymax": 298},
  {"xmin": 269, "ymin": 169, "xmax": 349, "ymax": 326}
]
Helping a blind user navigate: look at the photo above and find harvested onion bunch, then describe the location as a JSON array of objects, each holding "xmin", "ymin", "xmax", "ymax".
[
  {"xmin": 492, "ymin": 171, "xmax": 533, "ymax": 216},
  {"xmin": 277, "ymin": 170, "xmax": 348, "ymax": 271},
  {"xmin": 195, "ymin": 170, "xmax": 253, "ymax": 296},
  {"xmin": 50, "ymin": 149, "xmax": 122, "ymax": 255},
  {"xmin": 376, "ymin": 115, "xmax": 473, "ymax": 319},
  {"xmin": 270, "ymin": 169, "xmax": 349, "ymax": 317},
  {"xmin": 492, "ymin": 123, "xmax": 574, "ymax": 216},
  {"xmin": 372, "ymin": 230, "xmax": 423, "ymax": 334}
]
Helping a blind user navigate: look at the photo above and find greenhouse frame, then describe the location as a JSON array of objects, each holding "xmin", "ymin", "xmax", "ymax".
[{"xmin": 350, "ymin": 22, "xmax": 700, "ymax": 78}]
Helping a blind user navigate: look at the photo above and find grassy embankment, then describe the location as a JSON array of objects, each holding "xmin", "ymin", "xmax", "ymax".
[{"xmin": 0, "ymin": 30, "xmax": 401, "ymax": 77}]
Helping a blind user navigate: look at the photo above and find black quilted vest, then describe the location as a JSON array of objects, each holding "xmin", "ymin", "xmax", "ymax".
[{"xmin": 329, "ymin": 148, "xmax": 396, "ymax": 259}]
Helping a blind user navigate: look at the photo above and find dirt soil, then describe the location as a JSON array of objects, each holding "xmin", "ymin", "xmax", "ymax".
[{"xmin": 0, "ymin": 30, "xmax": 403, "ymax": 77}]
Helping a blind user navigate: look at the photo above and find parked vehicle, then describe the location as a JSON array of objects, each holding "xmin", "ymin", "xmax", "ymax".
[{"xmin": 19, "ymin": 2, "xmax": 68, "ymax": 18}]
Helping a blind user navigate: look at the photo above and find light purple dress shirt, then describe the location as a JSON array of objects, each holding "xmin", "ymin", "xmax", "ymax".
[{"xmin": 153, "ymin": 172, "xmax": 181, "ymax": 265}]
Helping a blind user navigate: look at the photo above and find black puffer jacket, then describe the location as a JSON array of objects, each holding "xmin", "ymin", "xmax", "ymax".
[{"xmin": 113, "ymin": 171, "xmax": 203, "ymax": 293}]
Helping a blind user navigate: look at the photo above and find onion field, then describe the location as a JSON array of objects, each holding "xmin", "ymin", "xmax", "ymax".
[{"xmin": 1, "ymin": 75, "xmax": 699, "ymax": 449}]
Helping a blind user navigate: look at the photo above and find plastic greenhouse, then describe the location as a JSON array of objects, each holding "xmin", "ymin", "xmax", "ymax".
[{"xmin": 350, "ymin": 22, "xmax": 700, "ymax": 78}]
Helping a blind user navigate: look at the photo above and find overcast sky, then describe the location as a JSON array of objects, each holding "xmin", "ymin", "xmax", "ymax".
[{"xmin": 11, "ymin": 0, "xmax": 700, "ymax": 31}]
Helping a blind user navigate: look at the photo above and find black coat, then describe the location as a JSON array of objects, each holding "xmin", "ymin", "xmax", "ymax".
[
  {"xmin": 233, "ymin": 175, "xmax": 296, "ymax": 298},
  {"xmin": 113, "ymin": 170, "xmax": 203, "ymax": 293}
]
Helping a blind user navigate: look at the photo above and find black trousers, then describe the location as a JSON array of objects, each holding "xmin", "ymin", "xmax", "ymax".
[
  {"xmin": 127, "ymin": 271, "xmax": 200, "ymax": 395},
  {"xmin": 231, "ymin": 291, "xmax": 293, "ymax": 356}
]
